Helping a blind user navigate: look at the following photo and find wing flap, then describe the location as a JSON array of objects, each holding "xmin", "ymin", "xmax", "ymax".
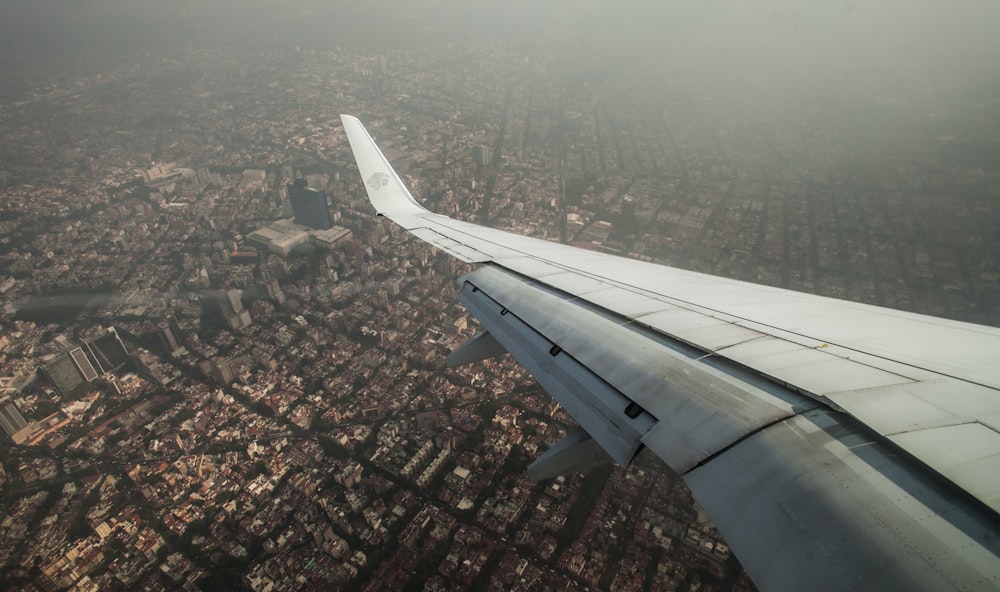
[
  {"xmin": 890, "ymin": 423, "xmax": 1000, "ymax": 511},
  {"xmin": 455, "ymin": 269, "xmax": 655, "ymax": 467},
  {"xmin": 458, "ymin": 265, "xmax": 812, "ymax": 473},
  {"xmin": 686, "ymin": 409, "xmax": 1000, "ymax": 592}
]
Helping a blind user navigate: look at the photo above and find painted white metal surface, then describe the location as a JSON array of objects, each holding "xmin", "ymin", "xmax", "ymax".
[
  {"xmin": 382, "ymin": 204, "xmax": 1000, "ymax": 391},
  {"xmin": 718, "ymin": 336, "xmax": 916, "ymax": 394},
  {"xmin": 369, "ymin": 211, "xmax": 1000, "ymax": 514},
  {"xmin": 830, "ymin": 381, "xmax": 1000, "ymax": 434},
  {"xmin": 341, "ymin": 115, "xmax": 1000, "ymax": 592},
  {"xmin": 686, "ymin": 410, "xmax": 1000, "ymax": 592},
  {"xmin": 407, "ymin": 227, "xmax": 492, "ymax": 263},
  {"xmin": 343, "ymin": 119, "xmax": 1000, "ymax": 464},
  {"xmin": 890, "ymin": 423, "xmax": 1000, "ymax": 511},
  {"xmin": 342, "ymin": 112, "xmax": 1000, "ymax": 514},
  {"xmin": 459, "ymin": 265, "xmax": 811, "ymax": 474},
  {"xmin": 340, "ymin": 115, "xmax": 427, "ymax": 220},
  {"xmin": 582, "ymin": 286, "xmax": 679, "ymax": 317},
  {"xmin": 455, "ymin": 274, "xmax": 656, "ymax": 467}
]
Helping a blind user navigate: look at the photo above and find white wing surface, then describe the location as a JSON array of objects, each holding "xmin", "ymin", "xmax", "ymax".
[{"xmin": 341, "ymin": 114, "xmax": 1000, "ymax": 592}]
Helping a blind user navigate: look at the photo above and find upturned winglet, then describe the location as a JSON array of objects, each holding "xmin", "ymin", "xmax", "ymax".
[{"xmin": 340, "ymin": 115, "xmax": 428, "ymax": 220}]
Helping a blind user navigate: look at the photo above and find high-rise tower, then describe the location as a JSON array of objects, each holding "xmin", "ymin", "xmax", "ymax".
[
  {"xmin": 288, "ymin": 178, "xmax": 333, "ymax": 230},
  {"xmin": 200, "ymin": 290, "xmax": 252, "ymax": 330}
]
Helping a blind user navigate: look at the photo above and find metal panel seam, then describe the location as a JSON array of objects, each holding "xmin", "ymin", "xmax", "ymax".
[{"xmin": 676, "ymin": 405, "xmax": 818, "ymax": 477}]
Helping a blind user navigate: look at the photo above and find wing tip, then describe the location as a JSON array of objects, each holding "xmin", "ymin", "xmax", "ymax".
[{"xmin": 339, "ymin": 113, "xmax": 429, "ymax": 220}]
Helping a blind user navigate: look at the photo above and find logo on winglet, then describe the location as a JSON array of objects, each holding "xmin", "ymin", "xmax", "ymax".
[{"xmin": 367, "ymin": 172, "xmax": 390, "ymax": 193}]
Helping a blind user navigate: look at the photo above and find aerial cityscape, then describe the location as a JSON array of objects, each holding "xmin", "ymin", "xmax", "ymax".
[{"xmin": 1, "ymin": 2, "xmax": 998, "ymax": 591}]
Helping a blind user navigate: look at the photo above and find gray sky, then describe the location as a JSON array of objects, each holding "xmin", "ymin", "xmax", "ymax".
[
  {"xmin": 2, "ymin": 0, "xmax": 998, "ymax": 131},
  {"xmin": 3, "ymin": 0, "xmax": 998, "ymax": 63}
]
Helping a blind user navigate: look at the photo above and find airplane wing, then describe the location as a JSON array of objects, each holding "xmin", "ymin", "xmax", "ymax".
[{"xmin": 340, "ymin": 114, "xmax": 1000, "ymax": 592}]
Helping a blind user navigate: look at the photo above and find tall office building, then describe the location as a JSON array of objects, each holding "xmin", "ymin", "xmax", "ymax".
[
  {"xmin": 472, "ymin": 145, "xmax": 493, "ymax": 168},
  {"xmin": 262, "ymin": 278, "xmax": 286, "ymax": 305},
  {"xmin": 200, "ymin": 290, "xmax": 252, "ymax": 330},
  {"xmin": 620, "ymin": 195, "xmax": 639, "ymax": 236},
  {"xmin": 141, "ymin": 318, "xmax": 183, "ymax": 355},
  {"xmin": 288, "ymin": 178, "xmax": 333, "ymax": 230},
  {"xmin": 0, "ymin": 400, "xmax": 29, "ymax": 440}
]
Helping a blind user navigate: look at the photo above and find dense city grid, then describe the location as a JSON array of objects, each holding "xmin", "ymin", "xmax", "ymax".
[{"xmin": 0, "ymin": 10, "xmax": 998, "ymax": 592}]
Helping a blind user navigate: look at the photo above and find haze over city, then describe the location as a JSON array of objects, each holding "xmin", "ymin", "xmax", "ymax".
[{"xmin": 0, "ymin": 1, "xmax": 998, "ymax": 590}]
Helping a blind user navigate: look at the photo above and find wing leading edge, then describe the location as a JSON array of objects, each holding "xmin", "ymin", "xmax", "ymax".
[{"xmin": 340, "ymin": 114, "xmax": 1000, "ymax": 591}]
